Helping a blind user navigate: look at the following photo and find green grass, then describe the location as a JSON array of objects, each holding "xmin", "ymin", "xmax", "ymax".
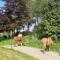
[
  {"xmin": 0, "ymin": 39, "xmax": 12, "ymax": 46},
  {"xmin": 26, "ymin": 38, "xmax": 43, "ymax": 48},
  {"xmin": 25, "ymin": 35, "xmax": 43, "ymax": 48},
  {"xmin": 0, "ymin": 47, "xmax": 37, "ymax": 60},
  {"xmin": 50, "ymin": 43, "xmax": 60, "ymax": 52}
]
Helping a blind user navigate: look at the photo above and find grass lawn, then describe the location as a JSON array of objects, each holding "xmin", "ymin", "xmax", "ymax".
[
  {"xmin": 50, "ymin": 43, "xmax": 60, "ymax": 52},
  {"xmin": 0, "ymin": 39, "xmax": 12, "ymax": 46},
  {"xmin": 0, "ymin": 47, "xmax": 37, "ymax": 60}
]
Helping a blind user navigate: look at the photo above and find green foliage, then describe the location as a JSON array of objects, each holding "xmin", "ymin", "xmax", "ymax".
[
  {"xmin": 27, "ymin": 0, "xmax": 60, "ymax": 16},
  {"xmin": 39, "ymin": 9, "xmax": 60, "ymax": 40},
  {"xmin": 34, "ymin": 0, "xmax": 60, "ymax": 41},
  {"xmin": 26, "ymin": 35, "xmax": 43, "ymax": 48}
]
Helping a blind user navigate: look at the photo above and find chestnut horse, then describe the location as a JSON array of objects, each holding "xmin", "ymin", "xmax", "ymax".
[
  {"xmin": 13, "ymin": 35, "xmax": 28, "ymax": 46},
  {"xmin": 41, "ymin": 37, "xmax": 54, "ymax": 51}
]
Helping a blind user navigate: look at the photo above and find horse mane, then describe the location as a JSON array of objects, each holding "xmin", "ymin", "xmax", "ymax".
[{"xmin": 12, "ymin": 32, "xmax": 19, "ymax": 38}]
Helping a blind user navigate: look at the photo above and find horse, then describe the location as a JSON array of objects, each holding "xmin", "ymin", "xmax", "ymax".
[
  {"xmin": 41, "ymin": 37, "xmax": 54, "ymax": 51},
  {"xmin": 12, "ymin": 34, "xmax": 28, "ymax": 46}
]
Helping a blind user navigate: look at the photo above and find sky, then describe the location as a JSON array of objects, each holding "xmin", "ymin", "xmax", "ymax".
[{"xmin": 0, "ymin": 0, "xmax": 5, "ymax": 7}]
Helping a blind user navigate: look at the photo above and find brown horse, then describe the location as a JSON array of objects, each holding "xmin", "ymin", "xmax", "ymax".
[
  {"xmin": 13, "ymin": 36, "xmax": 28, "ymax": 46},
  {"xmin": 41, "ymin": 37, "xmax": 54, "ymax": 51}
]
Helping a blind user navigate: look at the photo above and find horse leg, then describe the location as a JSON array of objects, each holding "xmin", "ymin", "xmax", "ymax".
[
  {"xmin": 13, "ymin": 40, "xmax": 17, "ymax": 47},
  {"xmin": 21, "ymin": 42, "xmax": 22, "ymax": 46},
  {"xmin": 46, "ymin": 45, "xmax": 50, "ymax": 51}
]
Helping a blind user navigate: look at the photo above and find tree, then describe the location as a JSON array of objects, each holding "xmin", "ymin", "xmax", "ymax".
[
  {"xmin": 35, "ymin": 0, "xmax": 60, "ymax": 41},
  {"xmin": 0, "ymin": 0, "xmax": 32, "ymax": 31}
]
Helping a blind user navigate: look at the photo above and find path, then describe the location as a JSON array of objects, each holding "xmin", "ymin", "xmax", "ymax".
[{"xmin": 3, "ymin": 45, "xmax": 60, "ymax": 60}]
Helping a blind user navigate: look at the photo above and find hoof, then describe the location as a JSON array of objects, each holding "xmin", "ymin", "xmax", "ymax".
[{"xmin": 41, "ymin": 50, "xmax": 45, "ymax": 54}]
